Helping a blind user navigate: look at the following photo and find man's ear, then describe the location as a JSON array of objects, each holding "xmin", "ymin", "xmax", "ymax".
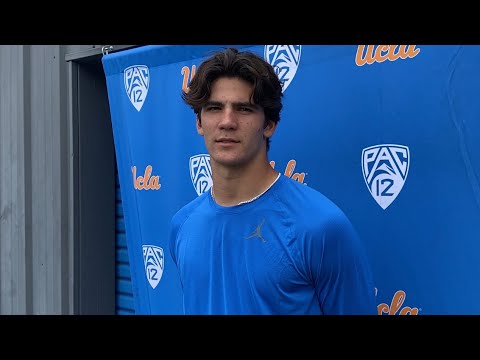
[
  {"xmin": 263, "ymin": 120, "xmax": 276, "ymax": 138},
  {"xmin": 196, "ymin": 114, "xmax": 204, "ymax": 136}
]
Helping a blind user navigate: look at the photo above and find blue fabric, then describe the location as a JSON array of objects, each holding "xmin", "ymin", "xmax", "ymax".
[
  {"xmin": 170, "ymin": 175, "xmax": 377, "ymax": 314},
  {"xmin": 103, "ymin": 45, "xmax": 480, "ymax": 315}
]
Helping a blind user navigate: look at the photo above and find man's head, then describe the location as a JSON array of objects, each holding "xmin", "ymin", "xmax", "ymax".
[{"xmin": 182, "ymin": 47, "xmax": 283, "ymax": 152}]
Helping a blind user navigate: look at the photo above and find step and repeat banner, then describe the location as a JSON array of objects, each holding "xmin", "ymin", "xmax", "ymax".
[{"xmin": 102, "ymin": 45, "xmax": 480, "ymax": 315}]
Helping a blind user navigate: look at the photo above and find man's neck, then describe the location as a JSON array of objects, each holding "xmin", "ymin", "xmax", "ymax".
[{"xmin": 211, "ymin": 161, "xmax": 279, "ymax": 207}]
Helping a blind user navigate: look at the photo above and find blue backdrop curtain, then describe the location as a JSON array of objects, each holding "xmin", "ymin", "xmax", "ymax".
[{"xmin": 103, "ymin": 45, "xmax": 480, "ymax": 315}]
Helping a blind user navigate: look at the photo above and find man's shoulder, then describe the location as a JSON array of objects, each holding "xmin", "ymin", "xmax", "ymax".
[
  {"xmin": 171, "ymin": 191, "xmax": 210, "ymax": 225},
  {"xmin": 278, "ymin": 176, "xmax": 348, "ymax": 221},
  {"xmin": 280, "ymin": 176, "xmax": 336, "ymax": 206}
]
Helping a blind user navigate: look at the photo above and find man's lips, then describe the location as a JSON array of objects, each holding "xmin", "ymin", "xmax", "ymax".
[{"xmin": 216, "ymin": 138, "xmax": 239, "ymax": 143}]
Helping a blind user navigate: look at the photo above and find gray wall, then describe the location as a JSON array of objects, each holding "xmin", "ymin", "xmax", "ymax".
[{"xmin": 0, "ymin": 45, "xmax": 133, "ymax": 314}]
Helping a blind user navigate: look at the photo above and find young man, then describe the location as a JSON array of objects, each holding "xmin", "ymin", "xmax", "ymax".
[{"xmin": 169, "ymin": 47, "xmax": 377, "ymax": 315}]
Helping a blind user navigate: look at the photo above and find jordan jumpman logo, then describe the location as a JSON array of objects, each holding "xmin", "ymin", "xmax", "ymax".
[{"xmin": 246, "ymin": 218, "xmax": 266, "ymax": 243}]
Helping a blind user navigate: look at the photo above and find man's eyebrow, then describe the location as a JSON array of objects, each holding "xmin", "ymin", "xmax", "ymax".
[
  {"xmin": 204, "ymin": 100, "xmax": 257, "ymax": 107},
  {"xmin": 204, "ymin": 100, "xmax": 222, "ymax": 107},
  {"xmin": 234, "ymin": 101, "xmax": 257, "ymax": 108}
]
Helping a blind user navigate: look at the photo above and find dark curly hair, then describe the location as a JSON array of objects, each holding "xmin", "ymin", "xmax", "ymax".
[{"xmin": 182, "ymin": 47, "xmax": 283, "ymax": 151}]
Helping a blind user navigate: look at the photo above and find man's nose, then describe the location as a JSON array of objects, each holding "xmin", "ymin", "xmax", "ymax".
[{"xmin": 219, "ymin": 108, "xmax": 237, "ymax": 129}]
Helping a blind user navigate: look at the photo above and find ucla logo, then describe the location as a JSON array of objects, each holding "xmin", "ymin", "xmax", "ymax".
[
  {"xmin": 189, "ymin": 154, "xmax": 212, "ymax": 196},
  {"xmin": 269, "ymin": 159, "xmax": 307, "ymax": 184},
  {"xmin": 362, "ymin": 144, "xmax": 410, "ymax": 210},
  {"xmin": 264, "ymin": 45, "xmax": 301, "ymax": 92},
  {"xmin": 377, "ymin": 289, "xmax": 419, "ymax": 315},
  {"xmin": 124, "ymin": 65, "xmax": 149, "ymax": 112},
  {"xmin": 131, "ymin": 165, "xmax": 161, "ymax": 190},
  {"xmin": 142, "ymin": 245, "xmax": 164, "ymax": 289},
  {"xmin": 355, "ymin": 45, "xmax": 420, "ymax": 66}
]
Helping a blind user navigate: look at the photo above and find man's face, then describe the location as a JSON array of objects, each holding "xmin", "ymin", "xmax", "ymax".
[{"xmin": 196, "ymin": 77, "xmax": 276, "ymax": 169}]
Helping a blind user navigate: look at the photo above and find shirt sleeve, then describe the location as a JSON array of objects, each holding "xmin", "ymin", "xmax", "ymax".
[{"xmin": 306, "ymin": 210, "xmax": 377, "ymax": 315}]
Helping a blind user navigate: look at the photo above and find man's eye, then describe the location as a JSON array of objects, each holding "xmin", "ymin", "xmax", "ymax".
[
  {"xmin": 206, "ymin": 106, "xmax": 220, "ymax": 111},
  {"xmin": 238, "ymin": 107, "xmax": 252, "ymax": 112}
]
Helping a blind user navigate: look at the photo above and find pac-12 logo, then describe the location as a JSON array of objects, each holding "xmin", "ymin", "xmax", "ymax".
[
  {"xmin": 189, "ymin": 154, "xmax": 213, "ymax": 196},
  {"xmin": 264, "ymin": 45, "xmax": 301, "ymax": 92},
  {"xmin": 124, "ymin": 65, "xmax": 149, "ymax": 112},
  {"xmin": 362, "ymin": 144, "xmax": 410, "ymax": 210},
  {"xmin": 142, "ymin": 245, "xmax": 163, "ymax": 289}
]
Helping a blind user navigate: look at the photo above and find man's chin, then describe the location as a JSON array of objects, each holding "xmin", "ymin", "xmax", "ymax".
[{"xmin": 211, "ymin": 156, "xmax": 245, "ymax": 168}]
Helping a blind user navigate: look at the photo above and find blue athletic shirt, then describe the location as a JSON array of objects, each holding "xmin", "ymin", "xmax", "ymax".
[{"xmin": 169, "ymin": 174, "xmax": 377, "ymax": 315}]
